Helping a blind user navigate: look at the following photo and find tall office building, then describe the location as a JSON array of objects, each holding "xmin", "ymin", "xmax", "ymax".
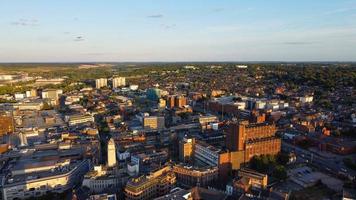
[
  {"xmin": 96, "ymin": 78, "xmax": 108, "ymax": 89},
  {"xmin": 107, "ymin": 138, "xmax": 117, "ymax": 167},
  {"xmin": 41, "ymin": 89, "xmax": 63, "ymax": 105},
  {"xmin": 112, "ymin": 77, "xmax": 126, "ymax": 88},
  {"xmin": 19, "ymin": 132, "xmax": 28, "ymax": 146},
  {"xmin": 167, "ymin": 95, "xmax": 176, "ymax": 108},
  {"xmin": 175, "ymin": 95, "xmax": 187, "ymax": 108},
  {"xmin": 226, "ymin": 120, "xmax": 281, "ymax": 162},
  {"xmin": 167, "ymin": 95, "xmax": 187, "ymax": 108},
  {"xmin": 179, "ymin": 137, "xmax": 195, "ymax": 163}
]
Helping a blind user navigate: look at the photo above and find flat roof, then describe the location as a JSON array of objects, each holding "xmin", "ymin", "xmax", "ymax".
[{"xmin": 6, "ymin": 160, "xmax": 85, "ymax": 186}]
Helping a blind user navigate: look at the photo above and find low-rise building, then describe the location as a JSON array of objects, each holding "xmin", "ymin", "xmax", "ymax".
[
  {"xmin": 89, "ymin": 193, "xmax": 117, "ymax": 200},
  {"xmin": 13, "ymin": 102, "xmax": 43, "ymax": 111},
  {"xmin": 235, "ymin": 168, "xmax": 268, "ymax": 192},
  {"xmin": 82, "ymin": 165, "xmax": 127, "ymax": 194},
  {"xmin": 172, "ymin": 164, "xmax": 218, "ymax": 187},
  {"xmin": 65, "ymin": 114, "xmax": 94, "ymax": 126},
  {"xmin": 143, "ymin": 116, "xmax": 165, "ymax": 130},
  {"xmin": 131, "ymin": 151, "xmax": 168, "ymax": 173},
  {"xmin": 2, "ymin": 159, "xmax": 90, "ymax": 200},
  {"xmin": 124, "ymin": 166, "xmax": 176, "ymax": 200},
  {"xmin": 194, "ymin": 140, "xmax": 220, "ymax": 167},
  {"xmin": 35, "ymin": 78, "xmax": 64, "ymax": 86},
  {"xmin": 198, "ymin": 115, "xmax": 218, "ymax": 125}
]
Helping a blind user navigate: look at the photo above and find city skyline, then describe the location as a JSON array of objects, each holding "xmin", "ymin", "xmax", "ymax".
[
  {"xmin": 0, "ymin": 1, "xmax": 355, "ymax": 199},
  {"xmin": 1, "ymin": 0, "xmax": 356, "ymax": 62}
]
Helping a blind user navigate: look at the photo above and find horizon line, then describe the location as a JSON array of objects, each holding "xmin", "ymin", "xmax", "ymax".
[{"xmin": 0, "ymin": 60, "xmax": 356, "ymax": 64}]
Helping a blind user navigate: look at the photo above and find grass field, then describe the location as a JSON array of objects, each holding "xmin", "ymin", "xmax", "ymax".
[{"xmin": 290, "ymin": 182, "xmax": 339, "ymax": 200}]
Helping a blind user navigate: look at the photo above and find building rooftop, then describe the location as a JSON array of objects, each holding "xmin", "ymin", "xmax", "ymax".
[
  {"xmin": 84, "ymin": 166, "xmax": 121, "ymax": 180},
  {"xmin": 173, "ymin": 163, "xmax": 219, "ymax": 174},
  {"xmin": 125, "ymin": 166, "xmax": 174, "ymax": 189},
  {"xmin": 154, "ymin": 187, "xmax": 190, "ymax": 200},
  {"xmin": 5, "ymin": 159, "xmax": 85, "ymax": 186},
  {"xmin": 239, "ymin": 168, "xmax": 267, "ymax": 180},
  {"xmin": 190, "ymin": 187, "xmax": 228, "ymax": 200},
  {"xmin": 196, "ymin": 140, "xmax": 221, "ymax": 153},
  {"xmin": 343, "ymin": 188, "xmax": 356, "ymax": 199}
]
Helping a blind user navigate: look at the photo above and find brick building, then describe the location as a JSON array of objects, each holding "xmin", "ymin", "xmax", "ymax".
[
  {"xmin": 225, "ymin": 120, "xmax": 281, "ymax": 165},
  {"xmin": 179, "ymin": 137, "xmax": 195, "ymax": 163},
  {"xmin": 167, "ymin": 95, "xmax": 176, "ymax": 108},
  {"xmin": 175, "ymin": 95, "xmax": 187, "ymax": 108},
  {"xmin": 167, "ymin": 95, "xmax": 187, "ymax": 109},
  {"xmin": 0, "ymin": 116, "xmax": 14, "ymax": 136}
]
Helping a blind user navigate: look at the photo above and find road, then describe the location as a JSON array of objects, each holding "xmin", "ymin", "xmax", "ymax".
[{"xmin": 282, "ymin": 141, "xmax": 356, "ymax": 179}]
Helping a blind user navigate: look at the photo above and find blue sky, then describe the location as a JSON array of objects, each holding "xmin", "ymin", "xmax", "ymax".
[{"xmin": 0, "ymin": 0, "xmax": 355, "ymax": 62}]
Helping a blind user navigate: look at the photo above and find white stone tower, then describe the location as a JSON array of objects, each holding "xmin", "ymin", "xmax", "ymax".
[{"xmin": 107, "ymin": 138, "xmax": 117, "ymax": 167}]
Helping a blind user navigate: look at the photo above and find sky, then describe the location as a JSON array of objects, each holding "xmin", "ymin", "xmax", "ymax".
[{"xmin": 0, "ymin": 0, "xmax": 355, "ymax": 62}]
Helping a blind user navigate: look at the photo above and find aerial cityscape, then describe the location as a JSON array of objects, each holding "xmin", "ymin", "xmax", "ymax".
[{"xmin": 0, "ymin": 1, "xmax": 355, "ymax": 200}]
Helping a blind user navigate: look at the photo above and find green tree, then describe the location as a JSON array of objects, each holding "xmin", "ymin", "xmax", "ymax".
[
  {"xmin": 273, "ymin": 165, "xmax": 287, "ymax": 180},
  {"xmin": 42, "ymin": 102, "xmax": 53, "ymax": 110},
  {"xmin": 277, "ymin": 152, "xmax": 290, "ymax": 165}
]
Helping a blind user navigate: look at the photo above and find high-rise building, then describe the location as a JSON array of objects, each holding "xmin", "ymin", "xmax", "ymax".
[
  {"xmin": 96, "ymin": 78, "xmax": 108, "ymax": 89},
  {"xmin": 179, "ymin": 137, "xmax": 195, "ymax": 163},
  {"xmin": 41, "ymin": 89, "xmax": 63, "ymax": 105},
  {"xmin": 167, "ymin": 95, "xmax": 187, "ymax": 109},
  {"xmin": 175, "ymin": 95, "xmax": 187, "ymax": 108},
  {"xmin": 112, "ymin": 77, "xmax": 126, "ymax": 88},
  {"xmin": 107, "ymin": 138, "xmax": 117, "ymax": 167},
  {"xmin": 167, "ymin": 95, "xmax": 176, "ymax": 108},
  {"xmin": 226, "ymin": 120, "xmax": 281, "ymax": 162},
  {"xmin": 19, "ymin": 132, "xmax": 28, "ymax": 146}
]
